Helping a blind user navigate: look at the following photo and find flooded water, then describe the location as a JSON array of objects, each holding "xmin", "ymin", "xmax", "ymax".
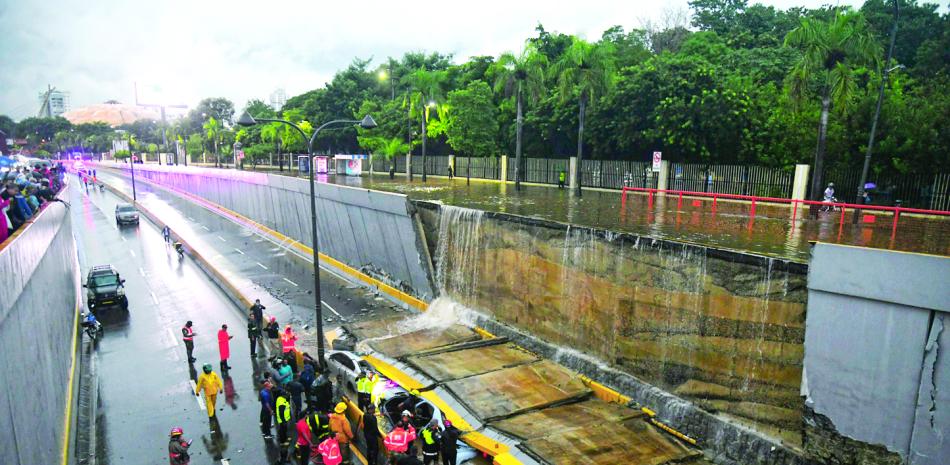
[{"xmin": 306, "ymin": 172, "xmax": 950, "ymax": 262}]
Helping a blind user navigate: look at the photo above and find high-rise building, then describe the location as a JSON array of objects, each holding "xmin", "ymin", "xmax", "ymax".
[
  {"xmin": 38, "ymin": 88, "xmax": 71, "ymax": 117},
  {"xmin": 269, "ymin": 88, "xmax": 286, "ymax": 111}
]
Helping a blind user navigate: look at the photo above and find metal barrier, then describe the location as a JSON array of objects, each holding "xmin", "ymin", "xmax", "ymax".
[{"xmin": 621, "ymin": 187, "xmax": 950, "ymax": 241}]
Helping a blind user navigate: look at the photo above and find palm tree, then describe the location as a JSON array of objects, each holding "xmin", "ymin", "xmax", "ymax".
[
  {"xmin": 402, "ymin": 68, "xmax": 446, "ymax": 182},
  {"xmin": 494, "ymin": 44, "xmax": 547, "ymax": 191},
  {"xmin": 378, "ymin": 137, "xmax": 410, "ymax": 179},
  {"xmin": 785, "ymin": 11, "xmax": 880, "ymax": 200},
  {"xmin": 203, "ymin": 117, "xmax": 221, "ymax": 168},
  {"xmin": 552, "ymin": 38, "xmax": 615, "ymax": 197}
]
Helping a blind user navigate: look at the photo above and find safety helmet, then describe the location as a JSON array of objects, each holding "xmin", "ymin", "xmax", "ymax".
[
  {"xmin": 202, "ymin": 363, "xmax": 212, "ymax": 373},
  {"xmin": 334, "ymin": 402, "xmax": 347, "ymax": 414},
  {"xmin": 828, "ymin": 182, "xmax": 835, "ymax": 187},
  {"xmin": 401, "ymin": 410, "xmax": 411, "ymax": 418},
  {"xmin": 270, "ymin": 316, "xmax": 277, "ymax": 322},
  {"xmin": 410, "ymin": 389, "xmax": 420, "ymax": 396},
  {"xmin": 170, "ymin": 427, "xmax": 183, "ymax": 437},
  {"xmin": 443, "ymin": 420, "xmax": 452, "ymax": 427},
  {"xmin": 285, "ymin": 325, "xmax": 292, "ymax": 331}
]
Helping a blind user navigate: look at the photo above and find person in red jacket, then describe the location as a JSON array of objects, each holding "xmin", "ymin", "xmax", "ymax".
[
  {"xmin": 384, "ymin": 421, "xmax": 416, "ymax": 455},
  {"xmin": 217, "ymin": 324, "xmax": 233, "ymax": 370},
  {"xmin": 318, "ymin": 433, "xmax": 344, "ymax": 465}
]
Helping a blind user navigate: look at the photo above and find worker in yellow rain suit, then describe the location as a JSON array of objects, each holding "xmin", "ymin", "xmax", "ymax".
[{"xmin": 195, "ymin": 363, "xmax": 223, "ymax": 417}]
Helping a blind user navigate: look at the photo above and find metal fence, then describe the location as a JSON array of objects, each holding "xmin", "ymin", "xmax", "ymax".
[
  {"xmin": 669, "ymin": 163, "xmax": 793, "ymax": 198},
  {"xmin": 409, "ymin": 155, "xmax": 450, "ymax": 176},
  {"xmin": 456, "ymin": 156, "xmax": 501, "ymax": 180},
  {"xmin": 580, "ymin": 159, "xmax": 659, "ymax": 189},
  {"xmin": 824, "ymin": 169, "xmax": 950, "ymax": 210},
  {"xmin": 505, "ymin": 157, "xmax": 570, "ymax": 184}
]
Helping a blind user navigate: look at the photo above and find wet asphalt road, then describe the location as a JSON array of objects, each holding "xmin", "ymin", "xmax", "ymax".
[{"xmin": 70, "ymin": 173, "xmax": 398, "ymax": 465}]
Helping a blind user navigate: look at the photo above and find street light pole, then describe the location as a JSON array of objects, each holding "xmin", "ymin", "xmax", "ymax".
[
  {"xmin": 855, "ymin": 0, "xmax": 899, "ymax": 222},
  {"xmin": 236, "ymin": 111, "xmax": 376, "ymax": 369},
  {"xmin": 128, "ymin": 132, "xmax": 137, "ymax": 201}
]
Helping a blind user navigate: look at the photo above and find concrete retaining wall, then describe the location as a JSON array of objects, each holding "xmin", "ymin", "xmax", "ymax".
[
  {"xmin": 804, "ymin": 243, "xmax": 950, "ymax": 465},
  {"xmin": 0, "ymin": 196, "xmax": 79, "ymax": 465},
  {"xmin": 103, "ymin": 163, "xmax": 435, "ymax": 301}
]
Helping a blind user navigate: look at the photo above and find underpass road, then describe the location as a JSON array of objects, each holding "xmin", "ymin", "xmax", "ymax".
[{"xmin": 70, "ymin": 175, "xmax": 397, "ymax": 465}]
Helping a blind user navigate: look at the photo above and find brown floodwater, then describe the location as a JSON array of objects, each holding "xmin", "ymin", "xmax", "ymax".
[{"xmin": 271, "ymin": 170, "xmax": 950, "ymax": 262}]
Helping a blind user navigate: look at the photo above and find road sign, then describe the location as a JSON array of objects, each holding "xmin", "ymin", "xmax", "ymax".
[
  {"xmin": 237, "ymin": 150, "xmax": 245, "ymax": 160},
  {"xmin": 652, "ymin": 151, "xmax": 662, "ymax": 172}
]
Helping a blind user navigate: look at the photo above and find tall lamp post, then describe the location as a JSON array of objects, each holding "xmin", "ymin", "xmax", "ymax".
[
  {"xmin": 855, "ymin": 0, "xmax": 900, "ymax": 221},
  {"xmin": 118, "ymin": 130, "xmax": 137, "ymax": 201},
  {"xmin": 236, "ymin": 111, "xmax": 376, "ymax": 368}
]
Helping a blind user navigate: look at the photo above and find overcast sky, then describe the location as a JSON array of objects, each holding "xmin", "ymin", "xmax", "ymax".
[{"xmin": 0, "ymin": 0, "xmax": 869, "ymax": 121}]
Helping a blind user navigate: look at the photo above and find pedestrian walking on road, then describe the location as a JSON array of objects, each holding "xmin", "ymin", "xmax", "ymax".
[
  {"xmin": 281, "ymin": 325, "xmax": 298, "ymax": 354},
  {"xmin": 360, "ymin": 404, "xmax": 381, "ymax": 465},
  {"xmin": 420, "ymin": 422, "xmax": 441, "ymax": 465},
  {"xmin": 259, "ymin": 381, "xmax": 274, "ymax": 439},
  {"xmin": 217, "ymin": 324, "xmax": 233, "ymax": 371},
  {"xmin": 275, "ymin": 387, "xmax": 292, "ymax": 446},
  {"xmin": 265, "ymin": 316, "xmax": 281, "ymax": 360},
  {"xmin": 330, "ymin": 402, "xmax": 354, "ymax": 464},
  {"xmin": 440, "ymin": 420, "xmax": 460, "ymax": 465},
  {"xmin": 182, "ymin": 321, "xmax": 196, "ymax": 363},
  {"xmin": 162, "ymin": 225, "xmax": 171, "ymax": 243},
  {"xmin": 168, "ymin": 427, "xmax": 192, "ymax": 465},
  {"xmin": 194, "ymin": 364, "xmax": 223, "ymax": 418},
  {"xmin": 318, "ymin": 433, "xmax": 345, "ymax": 465}
]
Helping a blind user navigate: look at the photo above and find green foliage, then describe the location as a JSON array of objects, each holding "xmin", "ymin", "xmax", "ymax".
[
  {"xmin": 445, "ymin": 81, "xmax": 499, "ymax": 157},
  {"xmin": 16, "ymin": 116, "xmax": 72, "ymax": 146},
  {"xmin": 113, "ymin": 150, "xmax": 131, "ymax": 159}
]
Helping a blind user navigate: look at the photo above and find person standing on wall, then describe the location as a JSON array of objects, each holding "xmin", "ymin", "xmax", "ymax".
[
  {"xmin": 182, "ymin": 321, "xmax": 196, "ymax": 363},
  {"xmin": 217, "ymin": 324, "xmax": 233, "ymax": 371},
  {"xmin": 194, "ymin": 363, "xmax": 223, "ymax": 418}
]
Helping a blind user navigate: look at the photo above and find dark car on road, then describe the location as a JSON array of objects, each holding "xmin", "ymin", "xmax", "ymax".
[
  {"xmin": 115, "ymin": 203, "xmax": 139, "ymax": 226},
  {"xmin": 84, "ymin": 265, "xmax": 128, "ymax": 311}
]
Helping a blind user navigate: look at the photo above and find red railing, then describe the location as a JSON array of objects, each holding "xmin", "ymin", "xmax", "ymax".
[{"xmin": 621, "ymin": 187, "xmax": 950, "ymax": 241}]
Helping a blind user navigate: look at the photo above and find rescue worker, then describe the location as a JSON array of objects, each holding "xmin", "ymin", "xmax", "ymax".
[
  {"xmin": 296, "ymin": 412, "xmax": 331, "ymax": 465},
  {"xmin": 397, "ymin": 390, "xmax": 421, "ymax": 418},
  {"xmin": 281, "ymin": 325, "xmax": 298, "ymax": 354},
  {"xmin": 440, "ymin": 420, "xmax": 460, "ymax": 465},
  {"xmin": 275, "ymin": 387, "xmax": 292, "ymax": 446},
  {"xmin": 168, "ymin": 427, "xmax": 192, "ymax": 465},
  {"xmin": 399, "ymin": 410, "xmax": 415, "ymax": 456},
  {"xmin": 217, "ymin": 324, "xmax": 233, "ymax": 371},
  {"xmin": 384, "ymin": 421, "xmax": 416, "ymax": 456},
  {"xmin": 420, "ymin": 422, "xmax": 441, "ymax": 465},
  {"xmin": 259, "ymin": 380, "xmax": 275, "ymax": 439},
  {"xmin": 182, "ymin": 321, "xmax": 196, "ymax": 363},
  {"xmin": 359, "ymin": 404, "xmax": 381, "ymax": 465},
  {"xmin": 264, "ymin": 316, "xmax": 280, "ymax": 360},
  {"xmin": 313, "ymin": 373, "xmax": 333, "ymax": 413},
  {"xmin": 558, "ymin": 170, "xmax": 566, "ymax": 188},
  {"xmin": 194, "ymin": 364, "xmax": 223, "ymax": 418},
  {"xmin": 356, "ymin": 372, "xmax": 372, "ymax": 412},
  {"xmin": 318, "ymin": 433, "xmax": 345, "ymax": 465},
  {"xmin": 330, "ymin": 402, "xmax": 354, "ymax": 464}
]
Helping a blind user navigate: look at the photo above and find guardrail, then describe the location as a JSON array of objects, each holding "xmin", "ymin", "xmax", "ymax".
[{"xmin": 621, "ymin": 187, "xmax": 950, "ymax": 241}]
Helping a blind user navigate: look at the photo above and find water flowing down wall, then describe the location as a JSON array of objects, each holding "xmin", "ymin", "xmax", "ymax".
[
  {"xmin": 419, "ymin": 202, "xmax": 808, "ymax": 448},
  {"xmin": 0, "ymin": 197, "xmax": 79, "ymax": 465}
]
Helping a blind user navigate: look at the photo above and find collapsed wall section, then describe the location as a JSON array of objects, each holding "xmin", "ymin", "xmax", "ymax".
[
  {"xmin": 416, "ymin": 201, "xmax": 809, "ymax": 464},
  {"xmin": 0, "ymin": 196, "xmax": 79, "ymax": 465}
]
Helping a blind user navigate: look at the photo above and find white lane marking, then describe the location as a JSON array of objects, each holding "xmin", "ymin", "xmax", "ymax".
[
  {"xmin": 120, "ymin": 236, "xmax": 127, "ymax": 242},
  {"xmin": 257, "ymin": 262, "xmax": 268, "ymax": 270},
  {"xmin": 221, "ymin": 460, "xmax": 230, "ymax": 465},
  {"xmin": 217, "ymin": 235, "xmax": 226, "ymax": 242},
  {"xmin": 322, "ymin": 300, "xmax": 342, "ymax": 318},
  {"xmin": 167, "ymin": 328, "xmax": 180, "ymax": 347},
  {"xmin": 187, "ymin": 216, "xmax": 195, "ymax": 221},
  {"xmin": 189, "ymin": 380, "xmax": 206, "ymax": 411},
  {"xmin": 129, "ymin": 249, "xmax": 136, "ymax": 257},
  {"xmin": 150, "ymin": 291, "xmax": 159, "ymax": 305},
  {"xmin": 234, "ymin": 248, "xmax": 245, "ymax": 255},
  {"xmin": 282, "ymin": 278, "xmax": 298, "ymax": 287},
  {"xmin": 201, "ymin": 225, "xmax": 210, "ymax": 231},
  {"xmin": 139, "ymin": 267, "xmax": 146, "ymax": 277}
]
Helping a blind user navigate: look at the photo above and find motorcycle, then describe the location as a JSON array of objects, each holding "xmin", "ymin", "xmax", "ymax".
[
  {"xmin": 174, "ymin": 241, "xmax": 185, "ymax": 259},
  {"xmin": 819, "ymin": 197, "xmax": 840, "ymax": 213},
  {"xmin": 81, "ymin": 311, "xmax": 103, "ymax": 342}
]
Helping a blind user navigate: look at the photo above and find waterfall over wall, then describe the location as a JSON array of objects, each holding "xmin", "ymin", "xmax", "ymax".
[{"xmin": 419, "ymin": 201, "xmax": 808, "ymax": 448}]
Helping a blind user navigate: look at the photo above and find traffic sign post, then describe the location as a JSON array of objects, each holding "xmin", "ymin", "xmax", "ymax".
[{"xmin": 652, "ymin": 151, "xmax": 662, "ymax": 172}]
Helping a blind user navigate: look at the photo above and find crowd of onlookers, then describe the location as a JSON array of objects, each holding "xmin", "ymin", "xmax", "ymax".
[{"xmin": 0, "ymin": 163, "xmax": 65, "ymax": 244}]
